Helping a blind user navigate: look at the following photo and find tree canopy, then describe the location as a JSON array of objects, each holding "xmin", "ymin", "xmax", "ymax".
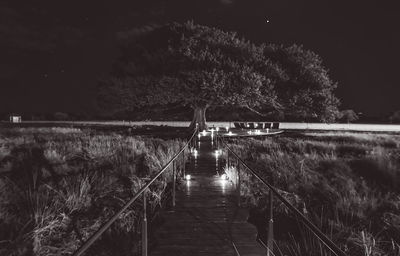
[
  {"xmin": 98, "ymin": 21, "xmax": 339, "ymax": 129},
  {"xmin": 339, "ymin": 109, "xmax": 359, "ymax": 123}
]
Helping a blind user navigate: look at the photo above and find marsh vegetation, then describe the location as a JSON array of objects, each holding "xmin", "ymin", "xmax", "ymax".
[
  {"xmin": 224, "ymin": 131, "xmax": 400, "ymax": 256},
  {"xmin": 2, "ymin": 127, "xmax": 400, "ymax": 256},
  {"xmin": 0, "ymin": 127, "xmax": 185, "ymax": 255}
]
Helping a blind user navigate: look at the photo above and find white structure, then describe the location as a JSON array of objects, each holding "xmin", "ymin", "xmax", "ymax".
[{"xmin": 9, "ymin": 115, "xmax": 22, "ymax": 123}]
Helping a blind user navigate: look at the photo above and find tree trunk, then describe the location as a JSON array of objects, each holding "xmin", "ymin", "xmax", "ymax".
[{"xmin": 189, "ymin": 106, "xmax": 208, "ymax": 131}]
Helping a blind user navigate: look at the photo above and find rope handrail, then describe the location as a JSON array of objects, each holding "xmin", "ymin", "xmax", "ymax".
[
  {"xmin": 72, "ymin": 128, "xmax": 198, "ymax": 256},
  {"xmin": 218, "ymin": 136, "xmax": 347, "ymax": 256}
]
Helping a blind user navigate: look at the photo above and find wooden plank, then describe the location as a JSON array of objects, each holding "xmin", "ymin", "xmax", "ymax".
[{"xmin": 149, "ymin": 138, "xmax": 265, "ymax": 256}]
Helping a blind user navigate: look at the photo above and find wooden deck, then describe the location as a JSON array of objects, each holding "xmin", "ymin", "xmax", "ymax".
[{"xmin": 149, "ymin": 137, "xmax": 265, "ymax": 256}]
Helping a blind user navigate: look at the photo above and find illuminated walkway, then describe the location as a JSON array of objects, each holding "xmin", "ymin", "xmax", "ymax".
[{"xmin": 149, "ymin": 136, "xmax": 265, "ymax": 256}]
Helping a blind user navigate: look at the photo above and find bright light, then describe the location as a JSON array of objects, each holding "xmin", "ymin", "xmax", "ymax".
[
  {"xmin": 198, "ymin": 133, "xmax": 201, "ymax": 138},
  {"xmin": 214, "ymin": 149, "xmax": 221, "ymax": 158},
  {"xmin": 202, "ymin": 130, "xmax": 207, "ymax": 136},
  {"xmin": 220, "ymin": 178, "xmax": 227, "ymax": 194},
  {"xmin": 255, "ymin": 123, "xmax": 258, "ymax": 127},
  {"xmin": 216, "ymin": 127, "xmax": 219, "ymax": 132},
  {"xmin": 185, "ymin": 174, "xmax": 191, "ymax": 180},
  {"xmin": 221, "ymin": 173, "xmax": 228, "ymax": 180},
  {"xmin": 255, "ymin": 130, "xmax": 261, "ymax": 134},
  {"xmin": 226, "ymin": 126, "xmax": 229, "ymax": 131},
  {"xmin": 247, "ymin": 131, "xmax": 252, "ymax": 134},
  {"xmin": 266, "ymin": 128, "xmax": 269, "ymax": 133},
  {"xmin": 227, "ymin": 131, "xmax": 233, "ymax": 136},
  {"xmin": 193, "ymin": 149, "xmax": 198, "ymax": 157}
]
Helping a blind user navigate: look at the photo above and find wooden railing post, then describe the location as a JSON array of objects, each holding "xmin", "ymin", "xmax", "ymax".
[
  {"xmin": 142, "ymin": 190, "xmax": 147, "ymax": 256},
  {"xmin": 172, "ymin": 160, "xmax": 176, "ymax": 207},
  {"xmin": 266, "ymin": 189, "xmax": 274, "ymax": 256}
]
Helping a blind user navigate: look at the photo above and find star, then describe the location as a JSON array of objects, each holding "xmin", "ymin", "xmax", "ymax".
[{"xmin": 266, "ymin": 19, "xmax": 270, "ymax": 23}]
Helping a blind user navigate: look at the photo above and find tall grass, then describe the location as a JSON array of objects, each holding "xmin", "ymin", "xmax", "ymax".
[
  {"xmin": 225, "ymin": 132, "xmax": 400, "ymax": 256},
  {"xmin": 0, "ymin": 127, "xmax": 185, "ymax": 256}
]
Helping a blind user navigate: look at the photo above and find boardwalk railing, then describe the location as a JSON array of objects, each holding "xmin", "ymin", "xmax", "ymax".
[
  {"xmin": 217, "ymin": 135, "xmax": 347, "ymax": 256},
  {"xmin": 72, "ymin": 127, "xmax": 199, "ymax": 256}
]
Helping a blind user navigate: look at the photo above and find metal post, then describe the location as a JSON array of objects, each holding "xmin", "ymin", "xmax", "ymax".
[
  {"xmin": 172, "ymin": 160, "xmax": 176, "ymax": 207},
  {"xmin": 266, "ymin": 190, "xmax": 274, "ymax": 256},
  {"xmin": 237, "ymin": 158, "xmax": 241, "ymax": 207},
  {"xmin": 227, "ymin": 150, "xmax": 230, "ymax": 168},
  {"xmin": 195, "ymin": 123, "xmax": 199, "ymax": 147},
  {"xmin": 142, "ymin": 191, "xmax": 147, "ymax": 256},
  {"xmin": 182, "ymin": 149, "xmax": 186, "ymax": 178}
]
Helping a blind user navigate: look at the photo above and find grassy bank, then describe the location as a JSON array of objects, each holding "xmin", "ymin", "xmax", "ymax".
[
  {"xmin": 225, "ymin": 131, "xmax": 400, "ymax": 256},
  {"xmin": 0, "ymin": 127, "xmax": 185, "ymax": 255}
]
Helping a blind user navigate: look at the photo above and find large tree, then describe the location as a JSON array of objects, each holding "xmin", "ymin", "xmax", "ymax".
[{"xmin": 98, "ymin": 21, "xmax": 339, "ymax": 129}]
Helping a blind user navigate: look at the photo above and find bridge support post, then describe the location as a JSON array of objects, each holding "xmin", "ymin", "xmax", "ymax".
[
  {"xmin": 237, "ymin": 158, "xmax": 240, "ymax": 207},
  {"xmin": 227, "ymin": 150, "xmax": 230, "ymax": 169},
  {"xmin": 216, "ymin": 131, "xmax": 218, "ymax": 149},
  {"xmin": 142, "ymin": 190, "xmax": 148, "ymax": 256},
  {"xmin": 195, "ymin": 123, "xmax": 199, "ymax": 147},
  {"xmin": 172, "ymin": 160, "xmax": 176, "ymax": 208},
  {"xmin": 266, "ymin": 190, "xmax": 274, "ymax": 256},
  {"xmin": 182, "ymin": 150, "xmax": 185, "ymax": 178}
]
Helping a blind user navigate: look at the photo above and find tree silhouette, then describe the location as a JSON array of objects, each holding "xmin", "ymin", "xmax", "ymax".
[
  {"xmin": 339, "ymin": 109, "xmax": 359, "ymax": 123},
  {"xmin": 98, "ymin": 22, "xmax": 339, "ymax": 129},
  {"xmin": 389, "ymin": 110, "xmax": 400, "ymax": 123}
]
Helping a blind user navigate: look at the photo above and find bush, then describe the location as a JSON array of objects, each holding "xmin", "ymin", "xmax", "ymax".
[{"xmin": 54, "ymin": 112, "xmax": 69, "ymax": 121}]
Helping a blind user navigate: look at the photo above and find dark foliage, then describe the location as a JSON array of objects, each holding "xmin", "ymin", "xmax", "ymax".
[{"xmin": 98, "ymin": 22, "xmax": 339, "ymax": 127}]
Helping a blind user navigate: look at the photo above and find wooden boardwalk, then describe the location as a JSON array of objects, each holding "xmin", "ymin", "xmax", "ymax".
[{"xmin": 150, "ymin": 137, "xmax": 265, "ymax": 256}]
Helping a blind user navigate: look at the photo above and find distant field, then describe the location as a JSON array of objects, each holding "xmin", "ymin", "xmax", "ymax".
[{"xmin": 4, "ymin": 121, "xmax": 400, "ymax": 132}]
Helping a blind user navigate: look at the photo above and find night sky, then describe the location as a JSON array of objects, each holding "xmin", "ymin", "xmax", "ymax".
[{"xmin": 1, "ymin": 0, "xmax": 399, "ymax": 117}]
